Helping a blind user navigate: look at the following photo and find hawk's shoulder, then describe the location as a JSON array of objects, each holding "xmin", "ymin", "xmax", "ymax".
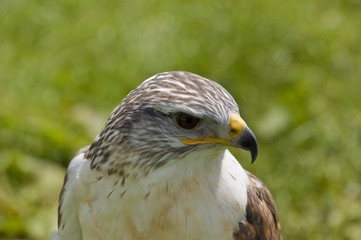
[
  {"xmin": 233, "ymin": 170, "xmax": 282, "ymax": 240},
  {"xmin": 52, "ymin": 146, "xmax": 89, "ymax": 240}
]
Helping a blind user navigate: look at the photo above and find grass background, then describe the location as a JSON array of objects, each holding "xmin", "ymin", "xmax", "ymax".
[{"xmin": 1, "ymin": 0, "xmax": 361, "ymax": 239}]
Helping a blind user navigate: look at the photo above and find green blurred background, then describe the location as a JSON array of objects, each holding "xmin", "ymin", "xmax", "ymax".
[{"xmin": 1, "ymin": 0, "xmax": 361, "ymax": 239}]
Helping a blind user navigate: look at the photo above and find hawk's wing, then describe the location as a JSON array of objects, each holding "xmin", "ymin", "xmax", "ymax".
[
  {"xmin": 233, "ymin": 171, "xmax": 282, "ymax": 240},
  {"xmin": 51, "ymin": 146, "xmax": 89, "ymax": 240}
]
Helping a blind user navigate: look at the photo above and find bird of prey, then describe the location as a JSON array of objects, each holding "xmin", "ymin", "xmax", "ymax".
[{"xmin": 52, "ymin": 71, "xmax": 281, "ymax": 240}]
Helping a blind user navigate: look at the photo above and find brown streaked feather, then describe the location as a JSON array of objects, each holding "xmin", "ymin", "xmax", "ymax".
[
  {"xmin": 57, "ymin": 172, "xmax": 68, "ymax": 229},
  {"xmin": 57, "ymin": 145, "xmax": 90, "ymax": 228},
  {"xmin": 233, "ymin": 171, "xmax": 282, "ymax": 240}
]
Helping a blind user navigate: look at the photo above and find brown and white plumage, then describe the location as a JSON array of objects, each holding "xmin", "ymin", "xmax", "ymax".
[{"xmin": 52, "ymin": 71, "xmax": 281, "ymax": 240}]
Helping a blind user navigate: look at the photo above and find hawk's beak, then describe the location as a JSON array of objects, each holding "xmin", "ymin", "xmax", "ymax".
[
  {"xmin": 229, "ymin": 113, "xmax": 258, "ymax": 163},
  {"xmin": 180, "ymin": 112, "xmax": 258, "ymax": 163}
]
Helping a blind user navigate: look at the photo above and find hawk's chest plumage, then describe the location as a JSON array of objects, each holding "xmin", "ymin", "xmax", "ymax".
[{"xmin": 75, "ymin": 150, "xmax": 249, "ymax": 240}]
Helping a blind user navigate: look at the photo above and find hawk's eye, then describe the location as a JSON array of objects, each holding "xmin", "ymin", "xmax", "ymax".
[{"xmin": 175, "ymin": 113, "xmax": 200, "ymax": 130}]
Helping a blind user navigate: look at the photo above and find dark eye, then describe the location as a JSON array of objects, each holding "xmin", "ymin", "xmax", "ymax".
[{"xmin": 175, "ymin": 113, "xmax": 200, "ymax": 130}]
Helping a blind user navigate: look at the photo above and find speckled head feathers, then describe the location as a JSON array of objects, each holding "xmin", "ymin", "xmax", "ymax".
[{"xmin": 85, "ymin": 71, "xmax": 240, "ymax": 176}]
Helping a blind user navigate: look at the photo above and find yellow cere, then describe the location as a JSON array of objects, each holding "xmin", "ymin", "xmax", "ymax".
[{"xmin": 229, "ymin": 112, "xmax": 246, "ymax": 138}]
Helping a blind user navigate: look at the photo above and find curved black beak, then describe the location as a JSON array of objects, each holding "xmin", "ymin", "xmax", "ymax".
[{"xmin": 230, "ymin": 126, "xmax": 258, "ymax": 164}]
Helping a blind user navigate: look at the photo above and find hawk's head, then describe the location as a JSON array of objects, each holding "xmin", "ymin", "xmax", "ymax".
[{"xmin": 86, "ymin": 71, "xmax": 257, "ymax": 176}]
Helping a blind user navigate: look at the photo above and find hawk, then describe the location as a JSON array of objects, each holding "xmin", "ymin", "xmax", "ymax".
[{"xmin": 52, "ymin": 71, "xmax": 281, "ymax": 240}]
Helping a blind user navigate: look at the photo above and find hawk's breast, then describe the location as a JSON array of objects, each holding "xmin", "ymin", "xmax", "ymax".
[{"xmin": 77, "ymin": 150, "xmax": 249, "ymax": 240}]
